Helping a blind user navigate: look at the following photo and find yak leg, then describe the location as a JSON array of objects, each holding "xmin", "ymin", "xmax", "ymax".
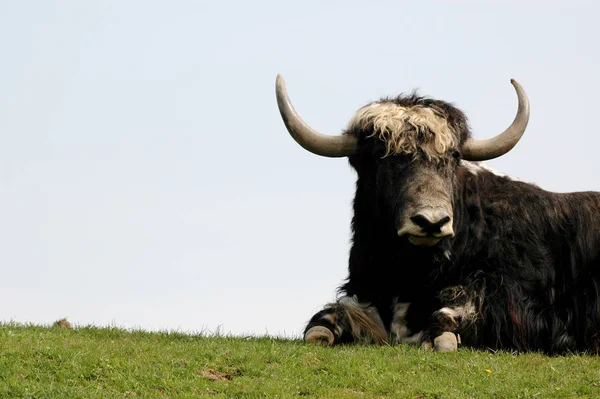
[
  {"xmin": 426, "ymin": 285, "xmax": 481, "ymax": 352},
  {"xmin": 390, "ymin": 301, "xmax": 425, "ymax": 345},
  {"xmin": 304, "ymin": 296, "xmax": 388, "ymax": 345}
]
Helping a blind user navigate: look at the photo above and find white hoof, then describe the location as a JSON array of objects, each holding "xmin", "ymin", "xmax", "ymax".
[
  {"xmin": 420, "ymin": 340, "xmax": 434, "ymax": 350},
  {"xmin": 304, "ymin": 326, "xmax": 335, "ymax": 346},
  {"xmin": 434, "ymin": 332, "xmax": 458, "ymax": 353}
]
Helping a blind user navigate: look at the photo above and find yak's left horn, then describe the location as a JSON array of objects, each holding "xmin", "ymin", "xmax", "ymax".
[
  {"xmin": 462, "ymin": 79, "xmax": 530, "ymax": 161},
  {"xmin": 276, "ymin": 74, "xmax": 358, "ymax": 157}
]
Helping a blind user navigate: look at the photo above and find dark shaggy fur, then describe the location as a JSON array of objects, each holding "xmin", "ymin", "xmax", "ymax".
[{"xmin": 306, "ymin": 94, "xmax": 600, "ymax": 354}]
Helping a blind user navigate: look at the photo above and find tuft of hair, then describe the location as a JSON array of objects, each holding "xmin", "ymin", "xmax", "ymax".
[
  {"xmin": 53, "ymin": 318, "xmax": 72, "ymax": 329},
  {"xmin": 339, "ymin": 297, "xmax": 388, "ymax": 345},
  {"xmin": 347, "ymin": 94, "xmax": 466, "ymax": 161}
]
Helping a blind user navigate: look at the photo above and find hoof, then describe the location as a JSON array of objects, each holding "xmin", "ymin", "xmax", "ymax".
[
  {"xmin": 420, "ymin": 340, "xmax": 433, "ymax": 350},
  {"xmin": 304, "ymin": 326, "xmax": 335, "ymax": 345},
  {"xmin": 433, "ymin": 332, "xmax": 458, "ymax": 353}
]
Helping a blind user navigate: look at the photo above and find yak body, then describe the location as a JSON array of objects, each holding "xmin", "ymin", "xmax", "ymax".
[
  {"xmin": 275, "ymin": 76, "xmax": 600, "ymax": 354},
  {"xmin": 346, "ymin": 136, "xmax": 600, "ymax": 353}
]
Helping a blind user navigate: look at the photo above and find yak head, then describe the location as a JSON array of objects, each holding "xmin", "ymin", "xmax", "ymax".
[{"xmin": 276, "ymin": 75, "xmax": 529, "ymax": 247}]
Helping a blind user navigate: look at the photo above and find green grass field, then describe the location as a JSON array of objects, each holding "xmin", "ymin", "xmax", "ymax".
[{"xmin": 2, "ymin": 322, "xmax": 600, "ymax": 398}]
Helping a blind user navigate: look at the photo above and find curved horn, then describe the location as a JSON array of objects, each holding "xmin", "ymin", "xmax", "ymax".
[
  {"xmin": 462, "ymin": 79, "xmax": 530, "ymax": 161},
  {"xmin": 276, "ymin": 74, "xmax": 358, "ymax": 157}
]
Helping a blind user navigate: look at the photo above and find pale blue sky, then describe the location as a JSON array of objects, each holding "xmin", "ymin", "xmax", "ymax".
[{"xmin": 1, "ymin": 1, "xmax": 599, "ymax": 336}]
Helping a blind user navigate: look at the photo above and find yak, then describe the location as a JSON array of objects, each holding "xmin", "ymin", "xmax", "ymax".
[{"xmin": 275, "ymin": 74, "xmax": 600, "ymax": 354}]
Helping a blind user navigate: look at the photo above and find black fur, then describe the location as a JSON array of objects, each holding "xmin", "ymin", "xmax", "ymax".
[{"xmin": 312, "ymin": 94, "xmax": 600, "ymax": 354}]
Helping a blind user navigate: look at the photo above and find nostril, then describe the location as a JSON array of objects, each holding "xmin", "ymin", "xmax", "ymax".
[
  {"xmin": 438, "ymin": 216, "xmax": 451, "ymax": 226},
  {"xmin": 410, "ymin": 214, "xmax": 431, "ymax": 229}
]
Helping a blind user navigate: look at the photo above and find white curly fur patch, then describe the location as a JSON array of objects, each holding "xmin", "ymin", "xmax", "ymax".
[{"xmin": 348, "ymin": 102, "xmax": 459, "ymax": 160}]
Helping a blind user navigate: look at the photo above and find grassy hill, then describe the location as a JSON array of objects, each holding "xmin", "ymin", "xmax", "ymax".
[{"xmin": 2, "ymin": 322, "xmax": 600, "ymax": 398}]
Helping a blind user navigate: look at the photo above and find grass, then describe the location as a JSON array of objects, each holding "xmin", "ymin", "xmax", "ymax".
[{"xmin": 1, "ymin": 323, "xmax": 600, "ymax": 398}]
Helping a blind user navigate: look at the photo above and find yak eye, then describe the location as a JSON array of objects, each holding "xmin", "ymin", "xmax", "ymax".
[
  {"xmin": 452, "ymin": 150, "xmax": 461, "ymax": 160},
  {"xmin": 372, "ymin": 145, "xmax": 387, "ymax": 159}
]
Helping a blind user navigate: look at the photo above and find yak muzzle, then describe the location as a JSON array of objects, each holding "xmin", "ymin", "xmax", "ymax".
[{"xmin": 397, "ymin": 208, "xmax": 455, "ymax": 247}]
